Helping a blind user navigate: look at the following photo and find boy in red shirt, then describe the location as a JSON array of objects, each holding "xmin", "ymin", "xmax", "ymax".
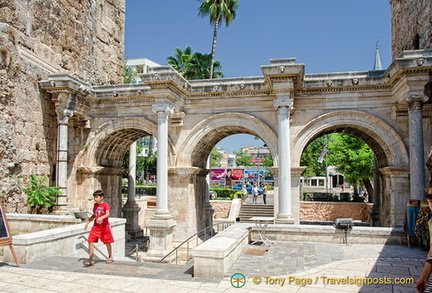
[{"xmin": 84, "ymin": 190, "xmax": 114, "ymax": 266}]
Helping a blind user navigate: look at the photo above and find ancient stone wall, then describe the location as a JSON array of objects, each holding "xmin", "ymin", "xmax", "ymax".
[
  {"xmin": 0, "ymin": 0, "xmax": 125, "ymax": 212},
  {"xmin": 210, "ymin": 201, "xmax": 372, "ymax": 223},
  {"xmin": 391, "ymin": 0, "xmax": 431, "ymax": 59}
]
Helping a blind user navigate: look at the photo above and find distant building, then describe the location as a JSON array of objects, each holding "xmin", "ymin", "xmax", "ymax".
[
  {"xmin": 125, "ymin": 58, "xmax": 161, "ymax": 83},
  {"xmin": 241, "ymin": 146, "xmax": 271, "ymax": 164},
  {"xmin": 220, "ymin": 153, "xmax": 236, "ymax": 168},
  {"xmin": 138, "ymin": 135, "xmax": 157, "ymax": 157}
]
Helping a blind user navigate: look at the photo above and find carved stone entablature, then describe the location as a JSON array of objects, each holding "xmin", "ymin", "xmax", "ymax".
[
  {"xmin": 168, "ymin": 166, "xmax": 206, "ymax": 177},
  {"xmin": 261, "ymin": 58, "xmax": 305, "ymax": 91},
  {"xmin": 406, "ymin": 94, "xmax": 429, "ymax": 110},
  {"xmin": 140, "ymin": 66, "xmax": 191, "ymax": 93}
]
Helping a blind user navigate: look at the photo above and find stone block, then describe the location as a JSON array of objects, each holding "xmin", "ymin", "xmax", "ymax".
[
  {"xmin": 192, "ymin": 223, "xmax": 251, "ymax": 279},
  {"xmin": 4, "ymin": 217, "xmax": 126, "ymax": 264}
]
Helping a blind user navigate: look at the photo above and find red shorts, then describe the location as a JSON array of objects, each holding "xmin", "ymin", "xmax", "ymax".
[{"xmin": 88, "ymin": 223, "xmax": 114, "ymax": 244}]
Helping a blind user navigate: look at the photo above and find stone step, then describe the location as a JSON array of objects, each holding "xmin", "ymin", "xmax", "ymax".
[{"xmin": 238, "ymin": 204, "xmax": 274, "ymax": 222}]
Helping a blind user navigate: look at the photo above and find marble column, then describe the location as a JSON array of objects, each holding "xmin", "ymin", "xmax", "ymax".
[
  {"xmin": 407, "ymin": 94, "xmax": 429, "ymax": 200},
  {"xmin": 145, "ymin": 102, "xmax": 176, "ymax": 262},
  {"xmin": 205, "ymin": 156, "xmax": 214, "ymax": 229},
  {"xmin": 370, "ymin": 157, "xmax": 381, "ymax": 226},
  {"xmin": 274, "ymin": 96, "xmax": 294, "ymax": 223},
  {"xmin": 122, "ymin": 142, "xmax": 143, "ymax": 238},
  {"xmin": 54, "ymin": 107, "xmax": 73, "ymax": 214}
]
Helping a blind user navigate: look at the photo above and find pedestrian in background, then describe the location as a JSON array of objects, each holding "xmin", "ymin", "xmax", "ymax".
[{"xmin": 262, "ymin": 183, "xmax": 267, "ymax": 204}]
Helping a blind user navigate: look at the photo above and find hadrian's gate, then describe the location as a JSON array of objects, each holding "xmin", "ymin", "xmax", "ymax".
[{"xmin": 41, "ymin": 55, "xmax": 432, "ymax": 254}]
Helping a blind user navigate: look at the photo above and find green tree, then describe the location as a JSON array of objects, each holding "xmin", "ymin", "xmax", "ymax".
[
  {"xmin": 187, "ymin": 52, "xmax": 223, "ymax": 79},
  {"xmin": 300, "ymin": 136, "xmax": 328, "ymax": 177},
  {"xmin": 167, "ymin": 47, "xmax": 223, "ymax": 79},
  {"xmin": 234, "ymin": 150, "xmax": 253, "ymax": 166},
  {"xmin": 300, "ymin": 133, "xmax": 374, "ymax": 196},
  {"xmin": 122, "ymin": 139, "xmax": 157, "ymax": 184},
  {"xmin": 198, "ymin": 0, "xmax": 239, "ymax": 79},
  {"xmin": 167, "ymin": 46, "xmax": 194, "ymax": 75},
  {"xmin": 326, "ymin": 133, "xmax": 374, "ymax": 196},
  {"xmin": 211, "ymin": 147, "xmax": 223, "ymax": 167},
  {"xmin": 262, "ymin": 156, "xmax": 273, "ymax": 167},
  {"xmin": 123, "ymin": 61, "xmax": 138, "ymax": 83}
]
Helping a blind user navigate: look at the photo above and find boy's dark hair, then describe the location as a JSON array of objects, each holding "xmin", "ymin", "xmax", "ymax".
[
  {"xmin": 425, "ymin": 193, "xmax": 432, "ymax": 200},
  {"xmin": 93, "ymin": 190, "xmax": 104, "ymax": 197}
]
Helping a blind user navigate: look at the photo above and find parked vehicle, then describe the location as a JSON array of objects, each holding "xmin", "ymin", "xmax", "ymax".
[{"xmin": 232, "ymin": 183, "xmax": 263, "ymax": 194}]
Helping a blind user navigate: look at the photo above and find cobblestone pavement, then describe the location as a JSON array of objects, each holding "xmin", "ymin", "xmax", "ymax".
[{"xmin": 0, "ymin": 240, "xmax": 427, "ymax": 292}]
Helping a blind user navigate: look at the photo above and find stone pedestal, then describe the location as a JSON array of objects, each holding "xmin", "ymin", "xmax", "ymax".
[
  {"xmin": 144, "ymin": 214, "xmax": 177, "ymax": 262},
  {"xmin": 122, "ymin": 201, "xmax": 143, "ymax": 239}
]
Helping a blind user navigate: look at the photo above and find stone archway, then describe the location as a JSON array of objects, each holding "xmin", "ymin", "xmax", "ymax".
[
  {"xmin": 177, "ymin": 113, "xmax": 278, "ymax": 168},
  {"xmin": 292, "ymin": 110, "xmax": 409, "ymax": 226},
  {"xmin": 71, "ymin": 117, "xmax": 175, "ymax": 217},
  {"xmin": 170, "ymin": 112, "xmax": 278, "ymax": 239}
]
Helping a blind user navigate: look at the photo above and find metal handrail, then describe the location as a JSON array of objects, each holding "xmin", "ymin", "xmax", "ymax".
[{"xmin": 158, "ymin": 221, "xmax": 232, "ymax": 264}]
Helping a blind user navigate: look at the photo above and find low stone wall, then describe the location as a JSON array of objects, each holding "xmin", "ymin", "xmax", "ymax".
[
  {"xmin": 300, "ymin": 202, "xmax": 373, "ymax": 222},
  {"xmin": 7, "ymin": 214, "xmax": 81, "ymax": 235},
  {"xmin": 4, "ymin": 217, "xmax": 126, "ymax": 264},
  {"xmin": 210, "ymin": 200, "xmax": 232, "ymax": 219},
  {"xmin": 210, "ymin": 201, "xmax": 373, "ymax": 222},
  {"xmin": 254, "ymin": 225, "xmax": 405, "ymax": 245},
  {"xmin": 192, "ymin": 223, "xmax": 251, "ymax": 279}
]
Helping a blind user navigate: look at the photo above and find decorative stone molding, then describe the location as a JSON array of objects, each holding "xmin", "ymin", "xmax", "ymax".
[
  {"xmin": 170, "ymin": 111, "xmax": 185, "ymax": 127},
  {"xmin": 406, "ymin": 94, "xmax": 429, "ymax": 110}
]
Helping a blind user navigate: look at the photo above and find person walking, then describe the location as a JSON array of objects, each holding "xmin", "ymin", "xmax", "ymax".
[
  {"xmin": 261, "ymin": 183, "xmax": 267, "ymax": 204},
  {"xmin": 252, "ymin": 181, "xmax": 259, "ymax": 204},
  {"xmin": 241, "ymin": 185, "xmax": 248, "ymax": 204},
  {"xmin": 84, "ymin": 190, "xmax": 115, "ymax": 267}
]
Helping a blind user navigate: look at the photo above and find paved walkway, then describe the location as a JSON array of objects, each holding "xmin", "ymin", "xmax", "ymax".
[{"xmin": 0, "ymin": 240, "xmax": 427, "ymax": 292}]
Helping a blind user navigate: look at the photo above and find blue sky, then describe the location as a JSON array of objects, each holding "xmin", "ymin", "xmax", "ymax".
[
  {"xmin": 125, "ymin": 0, "xmax": 391, "ymax": 77},
  {"xmin": 125, "ymin": 0, "xmax": 392, "ymax": 152}
]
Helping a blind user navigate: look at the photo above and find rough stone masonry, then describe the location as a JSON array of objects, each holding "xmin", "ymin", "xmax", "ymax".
[{"xmin": 0, "ymin": 0, "xmax": 125, "ymax": 212}]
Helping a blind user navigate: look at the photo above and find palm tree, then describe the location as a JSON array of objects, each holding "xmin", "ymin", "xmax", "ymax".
[
  {"xmin": 166, "ymin": 46, "xmax": 194, "ymax": 74},
  {"xmin": 198, "ymin": 0, "xmax": 239, "ymax": 79},
  {"xmin": 188, "ymin": 52, "xmax": 223, "ymax": 79},
  {"xmin": 167, "ymin": 47, "xmax": 223, "ymax": 79}
]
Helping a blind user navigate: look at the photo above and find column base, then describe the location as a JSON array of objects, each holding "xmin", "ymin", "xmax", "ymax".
[
  {"xmin": 370, "ymin": 206, "xmax": 380, "ymax": 227},
  {"xmin": 122, "ymin": 201, "xmax": 143, "ymax": 239},
  {"xmin": 205, "ymin": 203, "xmax": 215, "ymax": 228},
  {"xmin": 143, "ymin": 214, "xmax": 176, "ymax": 263},
  {"xmin": 275, "ymin": 213, "xmax": 295, "ymax": 224}
]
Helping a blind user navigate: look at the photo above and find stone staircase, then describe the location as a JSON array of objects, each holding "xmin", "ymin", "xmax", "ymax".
[{"xmin": 238, "ymin": 204, "xmax": 274, "ymax": 222}]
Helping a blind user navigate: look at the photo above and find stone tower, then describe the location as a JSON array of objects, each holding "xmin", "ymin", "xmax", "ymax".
[
  {"xmin": 0, "ymin": 0, "xmax": 125, "ymax": 212},
  {"xmin": 390, "ymin": 0, "xmax": 432, "ymax": 59}
]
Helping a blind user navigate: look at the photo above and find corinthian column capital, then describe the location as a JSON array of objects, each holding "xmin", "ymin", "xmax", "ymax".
[
  {"xmin": 152, "ymin": 102, "xmax": 174, "ymax": 115},
  {"xmin": 274, "ymin": 96, "xmax": 293, "ymax": 109},
  {"xmin": 55, "ymin": 108, "xmax": 74, "ymax": 125},
  {"xmin": 406, "ymin": 94, "xmax": 429, "ymax": 111}
]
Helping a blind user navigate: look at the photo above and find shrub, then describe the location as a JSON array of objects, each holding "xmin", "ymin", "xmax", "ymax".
[
  {"xmin": 210, "ymin": 188, "xmax": 238, "ymax": 199},
  {"xmin": 23, "ymin": 172, "xmax": 61, "ymax": 214}
]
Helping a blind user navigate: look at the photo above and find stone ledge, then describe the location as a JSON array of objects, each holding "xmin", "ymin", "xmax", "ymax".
[
  {"xmin": 4, "ymin": 218, "xmax": 126, "ymax": 264},
  {"xmin": 192, "ymin": 223, "xmax": 251, "ymax": 278},
  {"xmin": 257, "ymin": 225, "xmax": 405, "ymax": 245}
]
